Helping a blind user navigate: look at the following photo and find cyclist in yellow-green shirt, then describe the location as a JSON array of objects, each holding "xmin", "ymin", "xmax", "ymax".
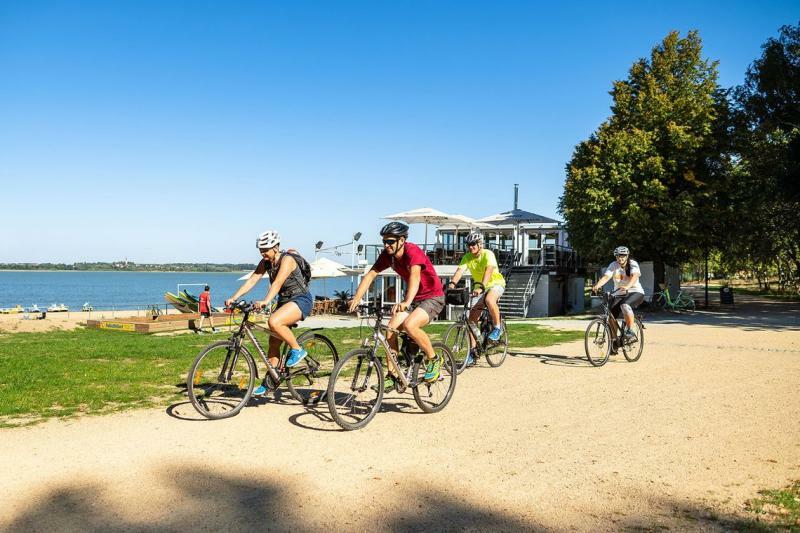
[{"xmin": 447, "ymin": 232, "xmax": 506, "ymax": 365}]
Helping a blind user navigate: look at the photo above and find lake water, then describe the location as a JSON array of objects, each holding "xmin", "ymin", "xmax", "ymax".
[{"xmin": 0, "ymin": 271, "xmax": 356, "ymax": 310}]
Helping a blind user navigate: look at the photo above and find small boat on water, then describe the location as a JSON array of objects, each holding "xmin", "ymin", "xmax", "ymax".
[
  {"xmin": 82, "ymin": 302, "xmax": 94, "ymax": 312},
  {"xmin": 47, "ymin": 303, "xmax": 69, "ymax": 312},
  {"xmin": 0, "ymin": 304, "xmax": 24, "ymax": 314}
]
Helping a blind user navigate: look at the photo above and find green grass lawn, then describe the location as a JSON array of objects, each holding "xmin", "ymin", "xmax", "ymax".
[
  {"xmin": 745, "ymin": 480, "xmax": 800, "ymax": 529},
  {"xmin": 0, "ymin": 322, "xmax": 583, "ymax": 426}
]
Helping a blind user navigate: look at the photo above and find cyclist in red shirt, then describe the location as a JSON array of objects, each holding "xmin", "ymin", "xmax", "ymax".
[{"xmin": 348, "ymin": 222, "xmax": 445, "ymax": 388}]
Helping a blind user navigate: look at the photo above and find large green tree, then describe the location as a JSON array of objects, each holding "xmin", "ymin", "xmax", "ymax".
[
  {"xmin": 559, "ymin": 31, "xmax": 728, "ymax": 290},
  {"xmin": 728, "ymin": 23, "xmax": 800, "ymax": 291}
]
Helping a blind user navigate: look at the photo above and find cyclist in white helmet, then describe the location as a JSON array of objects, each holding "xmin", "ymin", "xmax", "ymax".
[
  {"xmin": 592, "ymin": 246, "xmax": 645, "ymax": 351},
  {"xmin": 447, "ymin": 231, "xmax": 506, "ymax": 365},
  {"xmin": 226, "ymin": 230, "xmax": 313, "ymax": 395}
]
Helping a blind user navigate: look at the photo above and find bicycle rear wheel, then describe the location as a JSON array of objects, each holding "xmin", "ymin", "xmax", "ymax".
[
  {"xmin": 285, "ymin": 332, "xmax": 338, "ymax": 407},
  {"xmin": 584, "ymin": 318, "xmax": 611, "ymax": 367},
  {"xmin": 622, "ymin": 318, "xmax": 645, "ymax": 362},
  {"xmin": 484, "ymin": 319, "xmax": 509, "ymax": 367},
  {"xmin": 326, "ymin": 348, "xmax": 383, "ymax": 431},
  {"xmin": 443, "ymin": 322, "xmax": 470, "ymax": 374},
  {"xmin": 412, "ymin": 342, "xmax": 456, "ymax": 413},
  {"xmin": 187, "ymin": 341, "xmax": 256, "ymax": 419}
]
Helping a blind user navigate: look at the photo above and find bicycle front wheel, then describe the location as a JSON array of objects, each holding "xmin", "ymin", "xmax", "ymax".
[
  {"xmin": 485, "ymin": 319, "xmax": 509, "ymax": 367},
  {"xmin": 622, "ymin": 318, "xmax": 645, "ymax": 362},
  {"xmin": 187, "ymin": 341, "xmax": 256, "ymax": 419},
  {"xmin": 286, "ymin": 332, "xmax": 338, "ymax": 407},
  {"xmin": 584, "ymin": 318, "xmax": 611, "ymax": 367},
  {"xmin": 326, "ymin": 348, "xmax": 383, "ymax": 431},
  {"xmin": 412, "ymin": 342, "xmax": 457, "ymax": 413},
  {"xmin": 443, "ymin": 322, "xmax": 470, "ymax": 374}
]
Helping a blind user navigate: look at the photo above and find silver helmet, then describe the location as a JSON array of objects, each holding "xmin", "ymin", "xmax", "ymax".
[{"xmin": 256, "ymin": 230, "xmax": 280, "ymax": 250}]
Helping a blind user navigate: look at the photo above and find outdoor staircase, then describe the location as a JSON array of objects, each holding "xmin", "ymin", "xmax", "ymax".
[{"xmin": 499, "ymin": 265, "xmax": 544, "ymax": 318}]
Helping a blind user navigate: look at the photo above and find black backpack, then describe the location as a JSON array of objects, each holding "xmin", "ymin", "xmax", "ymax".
[{"xmin": 281, "ymin": 251, "xmax": 312, "ymax": 286}]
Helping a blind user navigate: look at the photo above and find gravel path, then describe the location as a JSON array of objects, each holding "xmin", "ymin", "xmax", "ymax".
[{"xmin": 1, "ymin": 298, "xmax": 798, "ymax": 531}]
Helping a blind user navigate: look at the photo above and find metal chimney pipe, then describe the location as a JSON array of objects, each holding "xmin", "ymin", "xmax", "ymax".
[{"xmin": 514, "ymin": 183, "xmax": 519, "ymax": 210}]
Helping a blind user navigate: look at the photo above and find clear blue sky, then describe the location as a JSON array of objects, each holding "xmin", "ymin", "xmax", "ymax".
[{"xmin": 1, "ymin": 1, "xmax": 796, "ymax": 263}]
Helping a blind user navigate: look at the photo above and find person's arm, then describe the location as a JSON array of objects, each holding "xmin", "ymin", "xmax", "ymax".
[
  {"xmin": 256, "ymin": 255, "xmax": 296, "ymax": 308},
  {"xmin": 348, "ymin": 269, "xmax": 379, "ymax": 313},
  {"xmin": 227, "ymin": 272, "xmax": 264, "ymax": 307},
  {"xmin": 447, "ymin": 265, "xmax": 468, "ymax": 288},
  {"xmin": 396, "ymin": 265, "xmax": 421, "ymax": 312},
  {"xmin": 592, "ymin": 273, "xmax": 612, "ymax": 293},
  {"xmin": 622, "ymin": 272, "xmax": 640, "ymax": 291}
]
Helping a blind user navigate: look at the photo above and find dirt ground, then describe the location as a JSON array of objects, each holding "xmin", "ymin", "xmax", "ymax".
[{"xmin": 1, "ymin": 296, "xmax": 798, "ymax": 531}]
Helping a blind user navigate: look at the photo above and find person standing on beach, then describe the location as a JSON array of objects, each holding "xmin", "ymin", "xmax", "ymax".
[{"xmin": 196, "ymin": 285, "xmax": 217, "ymax": 334}]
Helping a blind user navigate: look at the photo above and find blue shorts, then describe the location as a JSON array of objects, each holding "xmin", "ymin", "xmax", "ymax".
[{"xmin": 277, "ymin": 292, "xmax": 313, "ymax": 320}]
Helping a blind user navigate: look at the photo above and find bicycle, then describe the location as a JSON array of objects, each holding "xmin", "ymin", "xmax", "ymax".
[
  {"xmin": 652, "ymin": 286, "xmax": 695, "ymax": 312},
  {"xmin": 442, "ymin": 287, "xmax": 508, "ymax": 374},
  {"xmin": 186, "ymin": 300, "xmax": 338, "ymax": 419},
  {"xmin": 326, "ymin": 302, "xmax": 457, "ymax": 431},
  {"xmin": 584, "ymin": 291, "xmax": 645, "ymax": 367}
]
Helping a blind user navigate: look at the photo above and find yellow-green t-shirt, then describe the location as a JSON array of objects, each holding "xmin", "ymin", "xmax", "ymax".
[{"xmin": 459, "ymin": 249, "xmax": 506, "ymax": 288}]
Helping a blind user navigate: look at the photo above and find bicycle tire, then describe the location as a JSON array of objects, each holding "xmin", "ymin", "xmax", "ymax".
[
  {"xmin": 412, "ymin": 342, "xmax": 457, "ymax": 413},
  {"xmin": 622, "ymin": 318, "xmax": 645, "ymax": 362},
  {"xmin": 285, "ymin": 332, "xmax": 338, "ymax": 407},
  {"xmin": 584, "ymin": 318, "xmax": 611, "ymax": 367},
  {"xmin": 326, "ymin": 348, "xmax": 384, "ymax": 431},
  {"xmin": 484, "ymin": 319, "xmax": 509, "ymax": 367},
  {"xmin": 443, "ymin": 322, "xmax": 470, "ymax": 374},
  {"xmin": 187, "ymin": 340, "xmax": 256, "ymax": 419}
]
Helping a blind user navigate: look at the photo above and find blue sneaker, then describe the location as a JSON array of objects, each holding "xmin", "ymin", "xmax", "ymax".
[
  {"xmin": 465, "ymin": 350, "xmax": 476, "ymax": 367},
  {"xmin": 488, "ymin": 326, "xmax": 502, "ymax": 342},
  {"xmin": 253, "ymin": 382, "xmax": 271, "ymax": 396},
  {"xmin": 286, "ymin": 348, "xmax": 308, "ymax": 368}
]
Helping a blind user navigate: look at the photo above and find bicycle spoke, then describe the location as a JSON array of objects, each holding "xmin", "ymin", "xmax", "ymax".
[{"xmin": 187, "ymin": 341, "xmax": 256, "ymax": 419}]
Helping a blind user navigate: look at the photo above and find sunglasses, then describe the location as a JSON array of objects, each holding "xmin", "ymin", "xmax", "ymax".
[
  {"xmin": 382, "ymin": 239, "xmax": 398, "ymax": 246},
  {"xmin": 616, "ymin": 254, "xmax": 628, "ymax": 258},
  {"xmin": 467, "ymin": 242, "xmax": 480, "ymax": 247}
]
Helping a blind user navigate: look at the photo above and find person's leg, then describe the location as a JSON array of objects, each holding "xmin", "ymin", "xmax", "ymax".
[
  {"xmin": 485, "ymin": 287, "xmax": 503, "ymax": 341},
  {"xmin": 467, "ymin": 297, "xmax": 485, "ymax": 350},
  {"xmin": 267, "ymin": 334, "xmax": 283, "ymax": 369},
  {"xmin": 402, "ymin": 307, "xmax": 434, "ymax": 359},
  {"xmin": 197, "ymin": 314, "xmax": 205, "ymax": 332},
  {"xmin": 485, "ymin": 288, "xmax": 502, "ymax": 328},
  {"xmin": 385, "ymin": 310, "xmax": 409, "ymax": 376},
  {"xmin": 268, "ymin": 303, "xmax": 303, "ymax": 350}
]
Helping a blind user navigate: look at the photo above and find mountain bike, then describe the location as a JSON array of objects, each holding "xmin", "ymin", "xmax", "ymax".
[
  {"xmin": 187, "ymin": 300, "xmax": 338, "ymax": 419},
  {"xmin": 326, "ymin": 302, "xmax": 456, "ymax": 431},
  {"xmin": 442, "ymin": 289, "xmax": 508, "ymax": 374},
  {"xmin": 652, "ymin": 286, "xmax": 695, "ymax": 312},
  {"xmin": 584, "ymin": 291, "xmax": 645, "ymax": 367}
]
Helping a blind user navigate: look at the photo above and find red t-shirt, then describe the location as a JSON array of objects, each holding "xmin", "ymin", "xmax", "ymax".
[
  {"xmin": 373, "ymin": 241, "xmax": 443, "ymax": 301},
  {"xmin": 199, "ymin": 291, "xmax": 210, "ymax": 313}
]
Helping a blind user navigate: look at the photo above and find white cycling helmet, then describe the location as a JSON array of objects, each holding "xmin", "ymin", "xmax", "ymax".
[
  {"xmin": 465, "ymin": 232, "xmax": 483, "ymax": 245},
  {"xmin": 256, "ymin": 230, "xmax": 280, "ymax": 250},
  {"xmin": 613, "ymin": 245, "xmax": 630, "ymax": 256}
]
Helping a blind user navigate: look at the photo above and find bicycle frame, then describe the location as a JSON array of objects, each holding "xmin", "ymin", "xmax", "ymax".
[
  {"xmin": 360, "ymin": 305, "xmax": 425, "ymax": 389},
  {"xmin": 452, "ymin": 297, "xmax": 493, "ymax": 354}
]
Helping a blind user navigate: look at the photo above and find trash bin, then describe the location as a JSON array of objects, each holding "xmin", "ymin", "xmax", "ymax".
[{"xmin": 720, "ymin": 286, "xmax": 734, "ymax": 305}]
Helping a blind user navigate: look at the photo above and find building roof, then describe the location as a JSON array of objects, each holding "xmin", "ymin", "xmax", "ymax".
[{"xmin": 477, "ymin": 209, "xmax": 561, "ymax": 226}]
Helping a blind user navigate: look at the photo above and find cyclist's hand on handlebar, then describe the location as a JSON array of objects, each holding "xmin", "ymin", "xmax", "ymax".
[
  {"xmin": 471, "ymin": 287, "xmax": 483, "ymax": 297},
  {"xmin": 447, "ymin": 281, "xmax": 456, "ymax": 289},
  {"xmin": 347, "ymin": 299, "xmax": 358, "ymax": 314},
  {"xmin": 393, "ymin": 301, "xmax": 409, "ymax": 314}
]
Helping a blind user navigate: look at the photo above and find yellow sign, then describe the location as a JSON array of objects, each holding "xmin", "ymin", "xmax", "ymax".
[{"xmin": 99, "ymin": 321, "xmax": 136, "ymax": 332}]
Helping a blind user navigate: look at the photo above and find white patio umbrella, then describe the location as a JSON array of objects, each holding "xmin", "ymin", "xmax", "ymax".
[
  {"xmin": 310, "ymin": 257, "xmax": 349, "ymax": 298},
  {"xmin": 383, "ymin": 207, "xmax": 471, "ymax": 250}
]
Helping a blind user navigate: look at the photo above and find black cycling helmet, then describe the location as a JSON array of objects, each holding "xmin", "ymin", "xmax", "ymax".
[{"xmin": 380, "ymin": 221, "xmax": 409, "ymax": 238}]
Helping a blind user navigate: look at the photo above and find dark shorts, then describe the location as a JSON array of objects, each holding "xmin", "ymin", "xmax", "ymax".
[
  {"xmin": 409, "ymin": 295, "xmax": 446, "ymax": 321},
  {"xmin": 277, "ymin": 292, "xmax": 313, "ymax": 320},
  {"xmin": 200, "ymin": 311, "xmax": 211, "ymax": 318},
  {"xmin": 610, "ymin": 292, "xmax": 645, "ymax": 318}
]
